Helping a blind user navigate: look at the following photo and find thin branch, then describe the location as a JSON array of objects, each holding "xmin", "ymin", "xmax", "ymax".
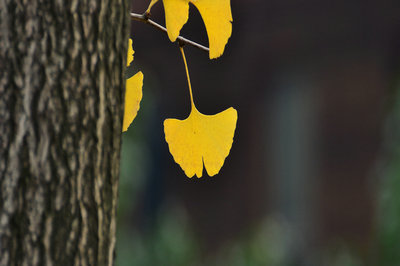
[{"xmin": 130, "ymin": 12, "xmax": 209, "ymax": 53}]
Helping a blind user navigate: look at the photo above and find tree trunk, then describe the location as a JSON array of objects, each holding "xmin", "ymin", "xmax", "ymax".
[{"xmin": 0, "ymin": 1, "xmax": 129, "ymax": 265}]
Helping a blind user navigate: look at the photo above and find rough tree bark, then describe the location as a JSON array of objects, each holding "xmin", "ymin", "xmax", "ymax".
[{"xmin": 0, "ymin": 0, "xmax": 129, "ymax": 265}]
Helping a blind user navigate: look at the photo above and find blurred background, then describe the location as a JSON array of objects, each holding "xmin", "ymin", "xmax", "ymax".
[{"xmin": 117, "ymin": 0, "xmax": 400, "ymax": 265}]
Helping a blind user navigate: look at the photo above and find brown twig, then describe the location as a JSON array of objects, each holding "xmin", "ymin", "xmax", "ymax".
[{"xmin": 130, "ymin": 12, "xmax": 209, "ymax": 53}]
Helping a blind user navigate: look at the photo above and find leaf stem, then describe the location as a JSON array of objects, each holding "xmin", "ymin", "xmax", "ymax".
[
  {"xmin": 130, "ymin": 12, "xmax": 209, "ymax": 53},
  {"xmin": 179, "ymin": 46, "xmax": 195, "ymax": 108}
]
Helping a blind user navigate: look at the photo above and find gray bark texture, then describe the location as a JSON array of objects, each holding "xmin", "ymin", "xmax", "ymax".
[{"xmin": 0, "ymin": 0, "xmax": 130, "ymax": 265}]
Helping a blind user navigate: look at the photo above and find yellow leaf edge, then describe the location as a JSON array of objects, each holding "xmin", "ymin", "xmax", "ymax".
[{"xmin": 122, "ymin": 71, "xmax": 144, "ymax": 132}]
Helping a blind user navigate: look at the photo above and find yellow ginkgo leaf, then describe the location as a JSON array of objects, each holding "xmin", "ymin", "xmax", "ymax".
[
  {"xmin": 123, "ymin": 71, "xmax": 144, "ymax": 132},
  {"xmin": 163, "ymin": 0, "xmax": 190, "ymax": 43},
  {"xmin": 123, "ymin": 38, "xmax": 144, "ymax": 132},
  {"xmin": 164, "ymin": 106, "xmax": 237, "ymax": 178},
  {"xmin": 191, "ymin": 0, "xmax": 232, "ymax": 59},
  {"xmin": 146, "ymin": 0, "xmax": 232, "ymax": 59},
  {"xmin": 127, "ymin": 38, "xmax": 134, "ymax": 67},
  {"xmin": 164, "ymin": 46, "xmax": 237, "ymax": 177}
]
